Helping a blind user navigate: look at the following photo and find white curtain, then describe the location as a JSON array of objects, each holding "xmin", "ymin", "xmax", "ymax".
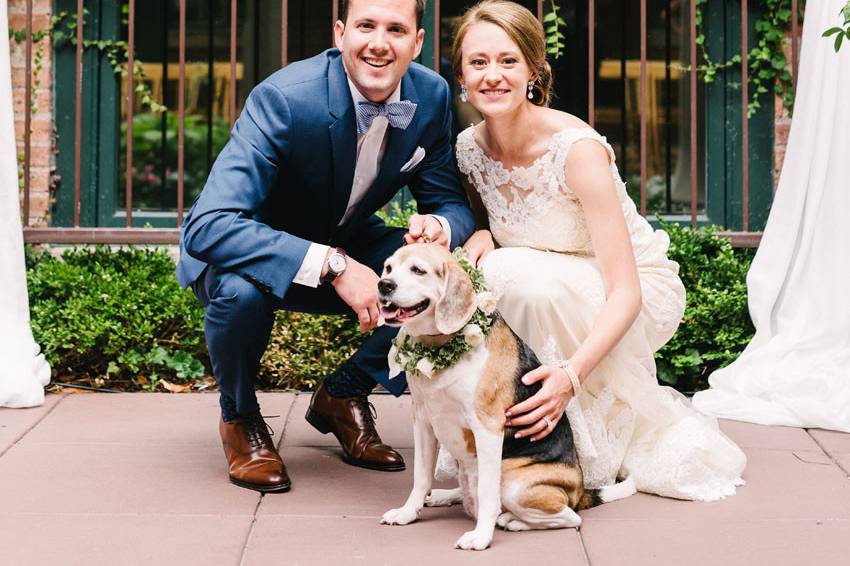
[
  {"xmin": 693, "ymin": 0, "xmax": 850, "ymax": 432},
  {"xmin": 0, "ymin": 1, "xmax": 51, "ymax": 408}
]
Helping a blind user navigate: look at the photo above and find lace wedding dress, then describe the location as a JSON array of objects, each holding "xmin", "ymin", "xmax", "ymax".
[{"xmin": 456, "ymin": 126, "xmax": 746, "ymax": 501}]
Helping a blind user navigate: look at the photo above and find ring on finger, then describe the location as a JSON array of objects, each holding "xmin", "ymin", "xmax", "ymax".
[{"xmin": 543, "ymin": 416, "xmax": 553, "ymax": 428}]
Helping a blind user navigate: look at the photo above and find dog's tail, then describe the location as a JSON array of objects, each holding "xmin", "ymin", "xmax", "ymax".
[{"xmin": 576, "ymin": 475, "xmax": 637, "ymax": 510}]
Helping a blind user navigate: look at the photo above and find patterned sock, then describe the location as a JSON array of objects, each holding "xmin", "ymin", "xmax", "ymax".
[{"xmin": 324, "ymin": 363, "xmax": 376, "ymax": 398}]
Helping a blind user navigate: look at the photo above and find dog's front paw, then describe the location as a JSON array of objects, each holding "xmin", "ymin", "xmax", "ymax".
[
  {"xmin": 454, "ymin": 529, "xmax": 492, "ymax": 551},
  {"xmin": 425, "ymin": 488, "xmax": 463, "ymax": 507},
  {"xmin": 380, "ymin": 506, "xmax": 419, "ymax": 526}
]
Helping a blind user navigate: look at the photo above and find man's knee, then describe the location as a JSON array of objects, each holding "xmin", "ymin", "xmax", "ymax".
[{"xmin": 205, "ymin": 270, "xmax": 275, "ymax": 319}]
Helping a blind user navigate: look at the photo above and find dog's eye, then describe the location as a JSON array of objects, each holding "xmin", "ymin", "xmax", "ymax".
[
  {"xmin": 385, "ymin": 264, "xmax": 392, "ymax": 274},
  {"xmin": 410, "ymin": 266, "xmax": 427, "ymax": 276}
]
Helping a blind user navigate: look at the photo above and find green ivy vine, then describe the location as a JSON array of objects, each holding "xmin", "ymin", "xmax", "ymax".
[
  {"xmin": 822, "ymin": 1, "xmax": 850, "ymax": 52},
  {"xmin": 691, "ymin": 0, "xmax": 798, "ymax": 118},
  {"xmin": 9, "ymin": 8, "xmax": 165, "ymax": 117},
  {"xmin": 544, "ymin": 1, "xmax": 567, "ymax": 60}
]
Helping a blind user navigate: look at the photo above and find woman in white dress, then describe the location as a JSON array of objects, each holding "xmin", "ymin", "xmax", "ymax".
[{"xmin": 453, "ymin": 0, "xmax": 746, "ymax": 501}]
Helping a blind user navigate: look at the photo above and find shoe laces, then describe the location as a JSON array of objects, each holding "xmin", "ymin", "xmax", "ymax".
[
  {"xmin": 241, "ymin": 413, "xmax": 278, "ymax": 450},
  {"xmin": 354, "ymin": 396, "xmax": 378, "ymax": 429}
]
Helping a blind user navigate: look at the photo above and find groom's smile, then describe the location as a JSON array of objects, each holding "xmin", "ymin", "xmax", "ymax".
[{"xmin": 334, "ymin": 0, "xmax": 425, "ymax": 103}]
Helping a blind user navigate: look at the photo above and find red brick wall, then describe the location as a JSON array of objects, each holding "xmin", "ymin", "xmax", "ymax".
[
  {"xmin": 9, "ymin": 0, "xmax": 53, "ymax": 227},
  {"xmin": 773, "ymin": 34, "xmax": 796, "ymax": 189}
]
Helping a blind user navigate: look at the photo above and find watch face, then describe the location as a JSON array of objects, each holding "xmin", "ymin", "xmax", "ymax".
[{"xmin": 328, "ymin": 254, "xmax": 347, "ymax": 273}]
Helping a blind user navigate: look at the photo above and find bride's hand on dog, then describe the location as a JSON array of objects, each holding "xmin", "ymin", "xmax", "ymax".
[
  {"xmin": 505, "ymin": 366, "xmax": 574, "ymax": 441},
  {"xmin": 463, "ymin": 230, "xmax": 495, "ymax": 266}
]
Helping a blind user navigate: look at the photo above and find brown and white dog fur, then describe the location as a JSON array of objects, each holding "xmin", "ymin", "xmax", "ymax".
[{"xmin": 377, "ymin": 244, "xmax": 635, "ymax": 550}]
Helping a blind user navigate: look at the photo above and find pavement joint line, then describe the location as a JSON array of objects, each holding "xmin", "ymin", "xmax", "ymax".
[
  {"xmin": 237, "ymin": 495, "xmax": 265, "ymax": 566},
  {"xmin": 576, "ymin": 526, "xmax": 592, "ymax": 566},
  {"xmin": 276, "ymin": 392, "xmax": 299, "ymax": 452},
  {"xmin": 242, "ymin": 395, "xmax": 296, "ymax": 566},
  {"xmin": 0, "ymin": 393, "xmax": 68, "ymax": 460},
  {"xmin": 806, "ymin": 428, "xmax": 850, "ymax": 477}
]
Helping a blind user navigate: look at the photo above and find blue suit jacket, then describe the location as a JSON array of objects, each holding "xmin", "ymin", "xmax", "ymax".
[{"xmin": 176, "ymin": 49, "xmax": 475, "ymax": 300}]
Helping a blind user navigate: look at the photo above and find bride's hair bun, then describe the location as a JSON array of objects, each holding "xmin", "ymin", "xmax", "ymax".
[{"xmin": 451, "ymin": 0, "xmax": 554, "ymax": 107}]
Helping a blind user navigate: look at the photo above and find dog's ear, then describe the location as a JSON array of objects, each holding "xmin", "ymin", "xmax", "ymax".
[{"xmin": 434, "ymin": 260, "xmax": 477, "ymax": 335}]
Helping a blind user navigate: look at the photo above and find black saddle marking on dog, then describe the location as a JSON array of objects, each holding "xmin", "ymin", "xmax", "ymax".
[{"xmin": 496, "ymin": 317, "xmax": 578, "ymax": 467}]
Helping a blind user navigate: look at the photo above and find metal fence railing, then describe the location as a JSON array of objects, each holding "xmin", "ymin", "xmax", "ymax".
[{"xmin": 19, "ymin": 0, "xmax": 802, "ymax": 247}]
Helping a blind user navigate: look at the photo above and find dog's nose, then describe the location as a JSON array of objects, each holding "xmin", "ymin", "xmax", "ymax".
[{"xmin": 378, "ymin": 278, "xmax": 396, "ymax": 296}]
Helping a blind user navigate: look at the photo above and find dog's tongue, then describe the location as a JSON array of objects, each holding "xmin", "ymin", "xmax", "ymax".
[{"xmin": 381, "ymin": 305, "xmax": 401, "ymax": 321}]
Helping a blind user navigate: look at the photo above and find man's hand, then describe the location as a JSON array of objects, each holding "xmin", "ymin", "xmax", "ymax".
[
  {"xmin": 405, "ymin": 214, "xmax": 449, "ymax": 247},
  {"xmin": 463, "ymin": 229, "xmax": 495, "ymax": 267},
  {"xmin": 332, "ymin": 258, "xmax": 381, "ymax": 332}
]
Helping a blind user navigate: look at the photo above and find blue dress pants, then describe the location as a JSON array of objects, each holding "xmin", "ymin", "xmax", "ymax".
[{"xmin": 190, "ymin": 222, "xmax": 407, "ymax": 419}]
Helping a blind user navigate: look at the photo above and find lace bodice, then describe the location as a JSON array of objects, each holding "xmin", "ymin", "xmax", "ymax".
[{"xmin": 456, "ymin": 126, "xmax": 661, "ymax": 258}]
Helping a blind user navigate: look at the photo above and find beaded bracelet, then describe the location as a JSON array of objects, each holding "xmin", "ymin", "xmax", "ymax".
[{"xmin": 554, "ymin": 359, "xmax": 582, "ymax": 396}]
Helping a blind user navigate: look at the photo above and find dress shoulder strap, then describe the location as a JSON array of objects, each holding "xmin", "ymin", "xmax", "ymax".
[
  {"xmin": 550, "ymin": 128, "xmax": 619, "ymax": 188},
  {"xmin": 454, "ymin": 126, "xmax": 480, "ymax": 178}
]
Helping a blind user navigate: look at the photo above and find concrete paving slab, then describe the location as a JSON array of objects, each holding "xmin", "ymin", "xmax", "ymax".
[
  {"xmin": 0, "ymin": 513, "xmax": 252, "ymax": 566},
  {"xmin": 260, "ymin": 447, "xmax": 429, "ymax": 517},
  {"xmin": 0, "ymin": 393, "xmax": 64, "ymax": 453},
  {"xmin": 20, "ymin": 392, "xmax": 294, "ymax": 447},
  {"xmin": 580, "ymin": 518, "xmax": 850, "ymax": 566},
  {"xmin": 282, "ymin": 393, "xmax": 413, "ymax": 449},
  {"xmin": 581, "ymin": 448, "xmax": 850, "ymax": 523},
  {"xmin": 243, "ymin": 513, "xmax": 585, "ymax": 566},
  {"xmin": 0, "ymin": 441, "xmax": 260, "ymax": 515},
  {"xmin": 719, "ymin": 419, "xmax": 821, "ymax": 451}
]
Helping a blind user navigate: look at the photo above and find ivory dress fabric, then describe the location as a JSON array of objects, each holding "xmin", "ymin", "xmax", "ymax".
[
  {"xmin": 0, "ymin": 2, "xmax": 51, "ymax": 408},
  {"xmin": 456, "ymin": 126, "xmax": 746, "ymax": 501},
  {"xmin": 692, "ymin": 0, "xmax": 850, "ymax": 432}
]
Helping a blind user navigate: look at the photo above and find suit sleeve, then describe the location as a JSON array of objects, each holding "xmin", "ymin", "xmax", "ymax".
[
  {"xmin": 406, "ymin": 80, "xmax": 475, "ymax": 250},
  {"xmin": 181, "ymin": 82, "xmax": 312, "ymax": 300}
]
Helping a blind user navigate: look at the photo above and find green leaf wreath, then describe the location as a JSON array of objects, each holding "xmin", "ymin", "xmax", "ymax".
[{"xmin": 389, "ymin": 248, "xmax": 497, "ymax": 379}]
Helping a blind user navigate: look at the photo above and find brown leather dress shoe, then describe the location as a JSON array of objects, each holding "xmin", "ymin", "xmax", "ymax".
[
  {"xmin": 305, "ymin": 381, "xmax": 405, "ymax": 471},
  {"xmin": 219, "ymin": 413, "xmax": 291, "ymax": 492}
]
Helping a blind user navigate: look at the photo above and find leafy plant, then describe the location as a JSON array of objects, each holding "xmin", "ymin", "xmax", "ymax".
[
  {"xmin": 9, "ymin": 8, "xmax": 164, "ymax": 115},
  {"xmin": 27, "ymin": 246, "xmax": 206, "ymax": 388},
  {"xmin": 690, "ymin": 0, "xmax": 798, "ymax": 117},
  {"xmin": 822, "ymin": 1, "xmax": 850, "ymax": 52},
  {"xmin": 543, "ymin": 1, "xmax": 567, "ymax": 60},
  {"xmin": 655, "ymin": 221, "xmax": 756, "ymax": 392},
  {"xmin": 120, "ymin": 113, "xmax": 230, "ymax": 210}
]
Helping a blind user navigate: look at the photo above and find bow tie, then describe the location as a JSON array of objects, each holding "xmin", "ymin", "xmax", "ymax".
[{"xmin": 356, "ymin": 100, "xmax": 417, "ymax": 135}]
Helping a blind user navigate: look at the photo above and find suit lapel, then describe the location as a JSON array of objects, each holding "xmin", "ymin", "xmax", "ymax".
[{"xmin": 328, "ymin": 55, "xmax": 357, "ymax": 234}]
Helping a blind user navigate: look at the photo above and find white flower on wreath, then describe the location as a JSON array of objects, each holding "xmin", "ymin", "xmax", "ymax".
[
  {"xmin": 387, "ymin": 343, "xmax": 403, "ymax": 379},
  {"xmin": 476, "ymin": 291, "xmax": 497, "ymax": 315},
  {"xmin": 463, "ymin": 324, "xmax": 484, "ymax": 347},
  {"xmin": 415, "ymin": 357, "xmax": 435, "ymax": 379}
]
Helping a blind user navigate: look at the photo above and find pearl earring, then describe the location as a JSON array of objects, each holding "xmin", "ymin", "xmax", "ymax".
[
  {"xmin": 527, "ymin": 80, "xmax": 535, "ymax": 100},
  {"xmin": 460, "ymin": 85, "xmax": 468, "ymax": 103}
]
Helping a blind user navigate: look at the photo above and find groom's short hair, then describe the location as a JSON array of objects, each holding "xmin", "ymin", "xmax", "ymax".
[{"xmin": 341, "ymin": 0, "xmax": 426, "ymax": 29}]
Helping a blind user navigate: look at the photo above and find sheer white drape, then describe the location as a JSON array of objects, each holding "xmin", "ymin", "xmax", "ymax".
[
  {"xmin": 0, "ymin": 2, "xmax": 51, "ymax": 408},
  {"xmin": 693, "ymin": 0, "xmax": 850, "ymax": 432}
]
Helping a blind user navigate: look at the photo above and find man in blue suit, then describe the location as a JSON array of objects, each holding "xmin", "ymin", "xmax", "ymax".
[{"xmin": 176, "ymin": 0, "xmax": 474, "ymax": 493}]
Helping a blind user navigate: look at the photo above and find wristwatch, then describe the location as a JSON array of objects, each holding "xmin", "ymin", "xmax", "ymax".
[{"xmin": 321, "ymin": 248, "xmax": 348, "ymax": 284}]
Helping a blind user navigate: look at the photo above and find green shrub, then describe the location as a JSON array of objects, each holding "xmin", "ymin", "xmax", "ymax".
[
  {"xmin": 656, "ymin": 222, "xmax": 755, "ymax": 392},
  {"xmin": 25, "ymin": 218, "xmax": 756, "ymax": 395},
  {"xmin": 258, "ymin": 312, "xmax": 364, "ymax": 390},
  {"xmin": 27, "ymin": 246, "xmax": 207, "ymax": 388}
]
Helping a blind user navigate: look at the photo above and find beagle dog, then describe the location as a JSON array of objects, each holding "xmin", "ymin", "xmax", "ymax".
[{"xmin": 377, "ymin": 244, "xmax": 635, "ymax": 551}]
